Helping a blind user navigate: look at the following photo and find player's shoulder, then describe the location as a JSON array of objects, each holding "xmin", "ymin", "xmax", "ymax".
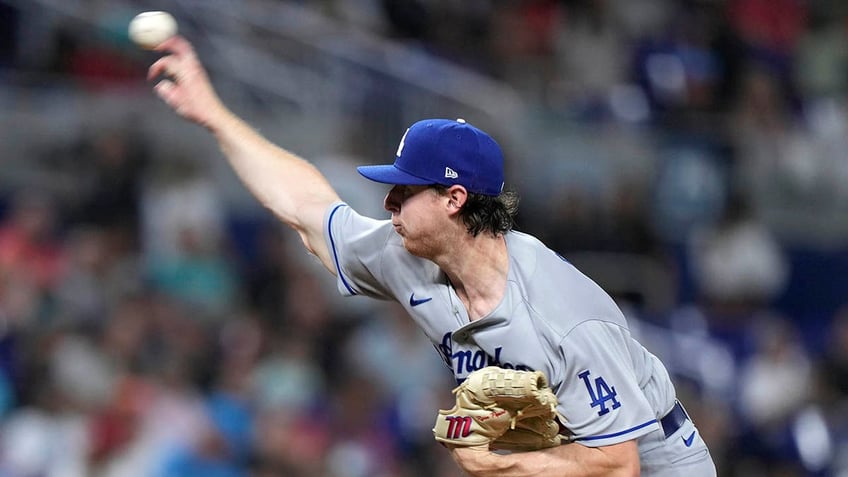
[
  {"xmin": 505, "ymin": 230, "xmax": 585, "ymax": 283},
  {"xmin": 506, "ymin": 231, "xmax": 628, "ymax": 334}
]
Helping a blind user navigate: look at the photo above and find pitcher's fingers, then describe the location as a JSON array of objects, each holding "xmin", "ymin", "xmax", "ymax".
[
  {"xmin": 148, "ymin": 55, "xmax": 180, "ymax": 81},
  {"xmin": 155, "ymin": 35, "xmax": 195, "ymax": 58},
  {"xmin": 153, "ymin": 79, "xmax": 178, "ymax": 105}
]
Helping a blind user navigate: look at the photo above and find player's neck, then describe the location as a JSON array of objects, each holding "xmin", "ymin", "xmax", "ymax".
[{"xmin": 439, "ymin": 233, "xmax": 509, "ymax": 321}]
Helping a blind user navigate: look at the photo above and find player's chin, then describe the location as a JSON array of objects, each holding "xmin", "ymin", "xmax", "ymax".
[{"xmin": 401, "ymin": 238, "xmax": 429, "ymax": 259}]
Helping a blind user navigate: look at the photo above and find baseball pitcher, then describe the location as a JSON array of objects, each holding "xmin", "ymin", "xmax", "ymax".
[{"xmin": 147, "ymin": 35, "xmax": 717, "ymax": 477}]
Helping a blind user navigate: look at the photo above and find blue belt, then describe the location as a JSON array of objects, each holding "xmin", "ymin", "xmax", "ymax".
[{"xmin": 660, "ymin": 400, "xmax": 689, "ymax": 438}]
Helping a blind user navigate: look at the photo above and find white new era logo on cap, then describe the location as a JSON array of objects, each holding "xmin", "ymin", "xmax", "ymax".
[{"xmin": 445, "ymin": 167, "xmax": 458, "ymax": 179}]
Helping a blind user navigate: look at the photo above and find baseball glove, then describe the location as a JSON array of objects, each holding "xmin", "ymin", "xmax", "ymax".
[{"xmin": 432, "ymin": 366, "xmax": 568, "ymax": 452}]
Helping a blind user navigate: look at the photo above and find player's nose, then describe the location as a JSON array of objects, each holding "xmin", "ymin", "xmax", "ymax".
[{"xmin": 384, "ymin": 187, "xmax": 401, "ymax": 213}]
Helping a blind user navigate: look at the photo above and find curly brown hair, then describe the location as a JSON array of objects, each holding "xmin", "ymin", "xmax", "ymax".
[{"xmin": 431, "ymin": 185, "xmax": 520, "ymax": 237}]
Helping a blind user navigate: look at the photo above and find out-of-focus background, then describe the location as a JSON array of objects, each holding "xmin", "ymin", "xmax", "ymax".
[{"xmin": 0, "ymin": 0, "xmax": 846, "ymax": 476}]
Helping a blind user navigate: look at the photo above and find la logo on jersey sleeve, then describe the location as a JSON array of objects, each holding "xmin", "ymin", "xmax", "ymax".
[{"xmin": 578, "ymin": 370, "xmax": 621, "ymax": 416}]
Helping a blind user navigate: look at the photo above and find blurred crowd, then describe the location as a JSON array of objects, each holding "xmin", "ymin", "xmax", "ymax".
[
  {"xmin": 0, "ymin": 126, "xmax": 459, "ymax": 477},
  {"xmin": 1, "ymin": 0, "xmax": 848, "ymax": 476}
]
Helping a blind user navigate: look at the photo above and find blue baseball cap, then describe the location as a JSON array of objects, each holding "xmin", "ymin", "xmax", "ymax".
[{"xmin": 357, "ymin": 118, "xmax": 505, "ymax": 196}]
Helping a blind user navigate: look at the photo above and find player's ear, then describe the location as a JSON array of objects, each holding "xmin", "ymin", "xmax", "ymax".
[{"xmin": 446, "ymin": 185, "xmax": 468, "ymax": 211}]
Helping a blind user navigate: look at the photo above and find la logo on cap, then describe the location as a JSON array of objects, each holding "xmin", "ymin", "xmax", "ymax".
[
  {"xmin": 356, "ymin": 118, "xmax": 505, "ymax": 196},
  {"xmin": 396, "ymin": 128, "xmax": 409, "ymax": 157}
]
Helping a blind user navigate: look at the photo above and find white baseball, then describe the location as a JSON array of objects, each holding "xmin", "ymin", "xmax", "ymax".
[{"xmin": 128, "ymin": 11, "xmax": 178, "ymax": 49}]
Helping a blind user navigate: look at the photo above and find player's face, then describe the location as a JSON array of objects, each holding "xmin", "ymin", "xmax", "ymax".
[{"xmin": 384, "ymin": 184, "xmax": 450, "ymax": 257}]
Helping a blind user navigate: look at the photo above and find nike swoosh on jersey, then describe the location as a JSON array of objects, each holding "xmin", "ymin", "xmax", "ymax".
[
  {"xmin": 409, "ymin": 293, "xmax": 433, "ymax": 307},
  {"xmin": 682, "ymin": 431, "xmax": 696, "ymax": 447}
]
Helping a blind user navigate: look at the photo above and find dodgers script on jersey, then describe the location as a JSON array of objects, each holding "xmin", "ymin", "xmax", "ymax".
[{"xmin": 324, "ymin": 202, "xmax": 684, "ymax": 454}]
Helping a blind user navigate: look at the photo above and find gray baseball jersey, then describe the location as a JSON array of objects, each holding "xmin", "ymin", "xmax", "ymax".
[{"xmin": 324, "ymin": 202, "xmax": 677, "ymax": 449}]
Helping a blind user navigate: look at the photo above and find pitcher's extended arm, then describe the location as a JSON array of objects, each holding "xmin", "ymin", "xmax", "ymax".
[{"xmin": 148, "ymin": 36, "xmax": 340, "ymax": 272}]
